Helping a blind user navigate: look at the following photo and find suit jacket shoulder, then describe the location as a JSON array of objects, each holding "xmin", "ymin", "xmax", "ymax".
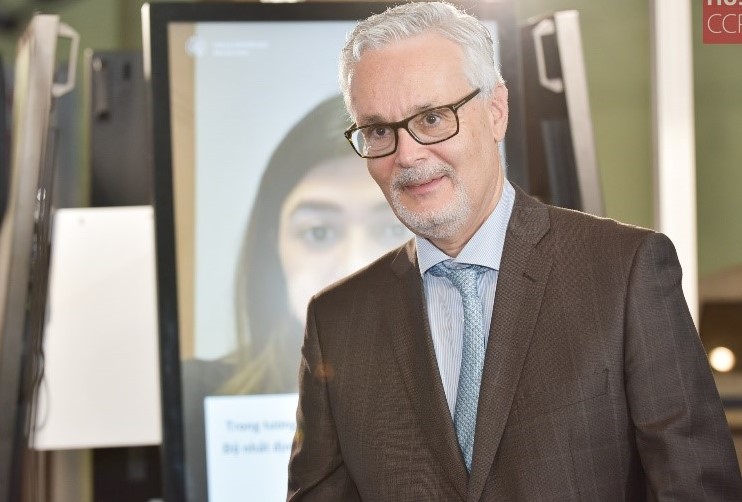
[{"xmin": 311, "ymin": 239, "xmax": 417, "ymax": 312}]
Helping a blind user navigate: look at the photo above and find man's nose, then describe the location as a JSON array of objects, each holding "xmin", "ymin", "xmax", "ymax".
[{"xmin": 394, "ymin": 128, "xmax": 428, "ymax": 167}]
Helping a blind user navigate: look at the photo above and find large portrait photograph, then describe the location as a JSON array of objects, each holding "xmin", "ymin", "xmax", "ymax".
[{"xmin": 166, "ymin": 17, "xmax": 415, "ymax": 502}]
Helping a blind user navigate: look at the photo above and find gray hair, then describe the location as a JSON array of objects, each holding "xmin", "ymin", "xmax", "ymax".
[{"xmin": 339, "ymin": 1, "xmax": 503, "ymax": 116}]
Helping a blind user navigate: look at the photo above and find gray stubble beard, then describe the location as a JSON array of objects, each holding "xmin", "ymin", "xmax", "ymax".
[{"xmin": 389, "ymin": 163, "xmax": 472, "ymax": 241}]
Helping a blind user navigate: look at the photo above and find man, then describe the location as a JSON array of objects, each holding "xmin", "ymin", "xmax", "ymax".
[{"xmin": 288, "ymin": 2, "xmax": 742, "ymax": 500}]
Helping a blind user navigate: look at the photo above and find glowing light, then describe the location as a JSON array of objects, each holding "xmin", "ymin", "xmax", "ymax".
[{"xmin": 709, "ymin": 346, "xmax": 736, "ymax": 373}]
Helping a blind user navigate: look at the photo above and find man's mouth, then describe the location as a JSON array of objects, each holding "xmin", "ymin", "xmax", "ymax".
[{"xmin": 404, "ymin": 175, "xmax": 445, "ymax": 195}]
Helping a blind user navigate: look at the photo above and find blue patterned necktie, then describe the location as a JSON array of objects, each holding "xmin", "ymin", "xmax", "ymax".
[{"xmin": 430, "ymin": 261, "xmax": 488, "ymax": 472}]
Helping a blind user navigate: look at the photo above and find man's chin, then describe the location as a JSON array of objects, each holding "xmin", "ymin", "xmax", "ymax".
[
  {"xmin": 397, "ymin": 196, "xmax": 450, "ymax": 218},
  {"xmin": 391, "ymin": 189, "xmax": 470, "ymax": 241},
  {"xmin": 396, "ymin": 210, "xmax": 459, "ymax": 241}
]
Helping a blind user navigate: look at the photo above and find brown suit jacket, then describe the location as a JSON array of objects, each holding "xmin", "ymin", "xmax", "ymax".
[{"xmin": 288, "ymin": 187, "xmax": 742, "ymax": 501}]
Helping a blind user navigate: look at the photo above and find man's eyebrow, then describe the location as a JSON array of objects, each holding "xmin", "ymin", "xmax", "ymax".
[
  {"xmin": 356, "ymin": 114, "xmax": 387, "ymax": 127},
  {"xmin": 357, "ymin": 102, "xmax": 436, "ymax": 127}
]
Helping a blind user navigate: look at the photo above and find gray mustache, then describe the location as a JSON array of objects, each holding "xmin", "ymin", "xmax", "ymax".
[{"xmin": 392, "ymin": 164, "xmax": 455, "ymax": 190}]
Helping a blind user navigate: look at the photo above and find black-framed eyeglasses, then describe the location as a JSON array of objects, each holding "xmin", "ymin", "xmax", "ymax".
[{"xmin": 344, "ymin": 88, "xmax": 481, "ymax": 159}]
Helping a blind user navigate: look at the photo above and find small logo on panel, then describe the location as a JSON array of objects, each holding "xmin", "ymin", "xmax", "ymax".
[
  {"xmin": 186, "ymin": 36, "xmax": 209, "ymax": 58},
  {"xmin": 704, "ymin": 0, "xmax": 742, "ymax": 44}
]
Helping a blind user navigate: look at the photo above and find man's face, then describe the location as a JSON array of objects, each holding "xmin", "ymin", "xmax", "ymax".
[{"xmin": 348, "ymin": 32, "xmax": 508, "ymax": 254}]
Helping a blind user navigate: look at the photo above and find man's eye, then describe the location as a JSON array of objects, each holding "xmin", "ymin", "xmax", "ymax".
[
  {"xmin": 370, "ymin": 126, "xmax": 391, "ymax": 139},
  {"xmin": 415, "ymin": 111, "xmax": 443, "ymax": 129},
  {"xmin": 423, "ymin": 113, "xmax": 442, "ymax": 125}
]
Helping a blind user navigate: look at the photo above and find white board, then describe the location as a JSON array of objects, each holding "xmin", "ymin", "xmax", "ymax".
[{"xmin": 33, "ymin": 206, "xmax": 161, "ymax": 449}]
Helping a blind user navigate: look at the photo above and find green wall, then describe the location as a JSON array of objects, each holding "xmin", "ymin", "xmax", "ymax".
[
  {"xmin": 691, "ymin": 1, "xmax": 742, "ymax": 277},
  {"xmin": 517, "ymin": 0, "xmax": 653, "ymax": 231},
  {"xmin": 1, "ymin": 0, "xmax": 127, "ymax": 60},
  {"xmin": 0, "ymin": 0, "xmax": 145, "ymax": 207},
  {"xmin": 518, "ymin": 0, "xmax": 741, "ymax": 278}
]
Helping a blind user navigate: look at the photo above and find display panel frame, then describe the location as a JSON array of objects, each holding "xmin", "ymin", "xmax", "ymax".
[{"xmin": 143, "ymin": 2, "xmax": 523, "ymax": 500}]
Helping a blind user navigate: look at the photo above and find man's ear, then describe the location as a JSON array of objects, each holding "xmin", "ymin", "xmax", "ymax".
[{"xmin": 488, "ymin": 84, "xmax": 509, "ymax": 142}]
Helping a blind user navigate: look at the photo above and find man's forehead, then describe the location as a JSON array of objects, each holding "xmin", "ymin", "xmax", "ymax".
[
  {"xmin": 351, "ymin": 98, "xmax": 441, "ymax": 126},
  {"xmin": 348, "ymin": 75, "xmax": 470, "ymax": 125},
  {"xmin": 347, "ymin": 35, "xmax": 469, "ymax": 124}
]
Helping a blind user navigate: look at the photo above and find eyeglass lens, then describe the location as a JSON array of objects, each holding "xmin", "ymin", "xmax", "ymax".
[{"xmin": 351, "ymin": 106, "xmax": 459, "ymax": 158}]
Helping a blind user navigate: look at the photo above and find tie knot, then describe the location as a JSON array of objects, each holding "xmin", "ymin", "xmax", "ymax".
[{"xmin": 429, "ymin": 261, "xmax": 487, "ymax": 294}]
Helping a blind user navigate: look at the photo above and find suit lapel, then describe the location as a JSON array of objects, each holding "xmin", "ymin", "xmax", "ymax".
[
  {"xmin": 467, "ymin": 190, "xmax": 553, "ymax": 501},
  {"xmin": 389, "ymin": 241, "xmax": 469, "ymax": 500}
]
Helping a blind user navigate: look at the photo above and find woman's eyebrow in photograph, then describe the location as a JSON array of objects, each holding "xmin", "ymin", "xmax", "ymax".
[{"xmin": 288, "ymin": 201, "xmax": 344, "ymax": 216}]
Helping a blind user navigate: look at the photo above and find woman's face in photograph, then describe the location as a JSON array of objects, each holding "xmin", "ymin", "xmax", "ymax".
[{"xmin": 278, "ymin": 154, "xmax": 411, "ymax": 323}]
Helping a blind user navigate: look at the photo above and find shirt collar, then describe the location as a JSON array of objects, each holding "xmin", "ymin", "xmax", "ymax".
[{"xmin": 416, "ymin": 179, "xmax": 515, "ymax": 276}]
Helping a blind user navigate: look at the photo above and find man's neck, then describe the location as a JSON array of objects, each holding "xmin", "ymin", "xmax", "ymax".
[{"xmin": 429, "ymin": 176, "xmax": 504, "ymax": 258}]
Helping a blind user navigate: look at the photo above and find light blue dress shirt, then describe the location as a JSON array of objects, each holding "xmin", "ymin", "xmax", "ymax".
[{"xmin": 416, "ymin": 180, "xmax": 515, "ymax": 416}]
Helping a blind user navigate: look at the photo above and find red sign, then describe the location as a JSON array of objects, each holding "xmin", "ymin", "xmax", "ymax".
[{"xmin": 704, "ymin": 0, "xmax": 742, "ymax": 44}]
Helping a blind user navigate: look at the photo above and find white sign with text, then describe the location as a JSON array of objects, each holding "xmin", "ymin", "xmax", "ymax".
[{"xmin": 205, "ymin": 393, "xmax": 299, "ymax": 501}]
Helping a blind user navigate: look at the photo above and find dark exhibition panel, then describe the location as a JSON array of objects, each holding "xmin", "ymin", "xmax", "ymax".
[
  {"xmin": 0, "ymin": 15, "xmax": 78, "ymax": 502},
  {"xmin": 521, "ymin": 10, "xmax": 603, "ymax": 215},
  {"xmin": 88, "ymin": 50, "xmax": 151, "ymax": 207}
]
